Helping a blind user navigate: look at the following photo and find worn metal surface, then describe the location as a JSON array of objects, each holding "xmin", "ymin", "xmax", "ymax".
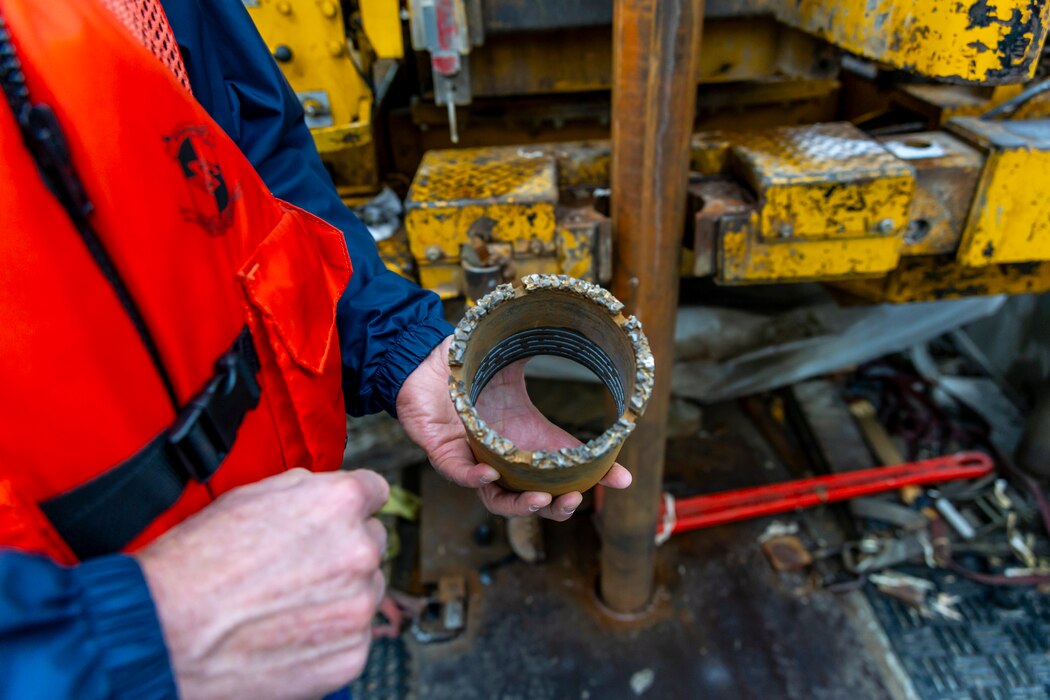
[
  {"xmin": 411, "ymin": 406, "xmax": 906, "ymax": 700},
  {"xmin": 948, "ymin": 117, "xmax": 1050, "ymax": 267},
  {"xmin": 555, "ymin": 205, "xmax": 612, "ymax": 282},
  {"xmin": 479, "ymin": 0, "xmax": 613, "ymax": 33},
  {"xmin": 776, "ymin": 0, "xmax": 1050, "ymax": 85},
  {"xmin": 405, "ymin": 147, "xmax": 558, "ymax": 297},
  {"xmin": 600, "ymin": 0, "xmax": 703, "ymax": 614},
  {"xmin": 448, "ymin": 276, "xmax": 652, "ymax": 495},
  {"xmin": 466, "ymin": 17, "xmax": 836, "ymax": 98},
  {"xmin": 878, "ymin": 132, "xmax": 985, "ymax": 257},
  {"xmin": 733, "ymin": 122, "xmax": 914, "ymax": 243},
  {"xmin": 717, "ymin": 212, "xmax": 903, "ymax": 284},
  {"xmin": 714, "ymin": 123, "xmax": 915, "ymax": 284},
  {"xmin": 405, "ymin": 147, "xmax": 616, "ymax": 298},
  {"xmin": 686, "ymin": 178, "xmax": 754, "ymax": 277},
  {"xmin": 866, "ymin": 565, "xmax": 1050, "ymax": 699},
  {"xmin": 895, "ymin": 84, "xmax": 1050, "ymax": 127},
  {"xmin": 837, "ymin": 255, "xmax": 1050, "ymax": 303},
  {"xmin": 245, "ymin": 0, "xmax": 377, "ymax": 196}
]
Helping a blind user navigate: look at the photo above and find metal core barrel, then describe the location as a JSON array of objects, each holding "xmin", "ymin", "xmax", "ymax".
[{"xmin": 448, "ymin": 274, "xmax": 654, "ymax": 495}]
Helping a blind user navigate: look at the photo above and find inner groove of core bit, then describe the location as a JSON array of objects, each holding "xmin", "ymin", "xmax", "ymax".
[{"xmin": 468, "ymin": 327, "xmax": 626, "ymax": 414}]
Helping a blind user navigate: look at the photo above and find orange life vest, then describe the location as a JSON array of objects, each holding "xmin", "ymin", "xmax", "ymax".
[{"xmin": 0, "ymin": 0, "xmax": 351, "ymax": 563}]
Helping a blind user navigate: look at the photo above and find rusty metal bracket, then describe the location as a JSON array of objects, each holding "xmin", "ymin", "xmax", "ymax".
[{"xmin": 448, "ymin": 274, "xmax": 653, "ymax": 495}]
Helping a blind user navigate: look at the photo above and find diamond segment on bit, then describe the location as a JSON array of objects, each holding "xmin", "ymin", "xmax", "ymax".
[
  {"xmin": 521, "ymin": 273, "xmax": 625, "ymax": 315},
  {"xmin": 447, "ymin": 274, "xmax": 653, "ymax": 494}
]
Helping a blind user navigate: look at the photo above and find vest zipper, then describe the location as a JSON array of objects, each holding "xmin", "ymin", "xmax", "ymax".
[{"xmin": 0, "ymin": 10, "xmax": 181, "ymax": 413}]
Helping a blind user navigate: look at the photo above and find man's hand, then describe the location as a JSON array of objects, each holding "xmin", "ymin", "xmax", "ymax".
[
  {"xmin": 397, "ymin": 336, "xmax": 632, "ymax": 521},
  {"xmin": 136, "ymin": 469, "xmax": 389, "ymax": 700}
]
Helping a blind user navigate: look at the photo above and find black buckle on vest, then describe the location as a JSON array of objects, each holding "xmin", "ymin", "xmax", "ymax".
[{"xmin": 168, "ymin": 331, "xmax": 262, "ymax": 483}]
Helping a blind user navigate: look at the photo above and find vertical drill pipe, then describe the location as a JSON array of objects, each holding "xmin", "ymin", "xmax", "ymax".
[{"xmin": 600, "ymin": 0, "xmax": 703, "ymax": 613}]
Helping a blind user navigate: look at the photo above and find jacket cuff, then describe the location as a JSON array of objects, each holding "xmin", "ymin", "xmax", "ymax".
[
  {"xmin": 374, "ymin": 318, "xmax": 454, "ymax": 417},
  {"xmin": 75, "ymin": 555, "xmax": 178, "ymax": 699}
]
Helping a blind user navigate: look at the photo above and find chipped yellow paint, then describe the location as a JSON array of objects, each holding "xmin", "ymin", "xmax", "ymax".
[
  {"xmin": 778, "ymin": 0, "xmax": 1050, "ymax": 84},
  {"xmin": 690, "ymin": 133, "xmax": 732, "ymax": 175},
  {"xmin": 837, "ymin": 256, "xmax": 1050, "ymax": 302},
  {"xmin": 731, "ymin": 123, "xmax": 914, "ymax": 241},
  {"xmin": 718, "ymin": 212, "xmax": 901, "ymax": 284},
  {"xmin": 246, "ymin": 0, "xmax": 371, "ymax": 126},
  {"xmin": 405, "ymin": 147, "xmax": 558, "ymax": 263},
  {"xmin": 246, "ymin": 0, "xmax": 376, "ymax": 193},
  {"xmin": 949, "ymin": 117, "xmax": 1050, "ymax": 267},
  {"xmin": 550, "ymin": 143, "xmax": 611, "ymax": 188},
  {"xmin": 375, "ymin": 230, "xmax": 416, "ymax": 281},
  {"xmin": 312, "ymin": 122, "xmax": 377, "ymax": 198},
  {"xmin": 899, "ymin": 185, "xmax": 969, "ymax": 256},
  {"xmin": 555, "ymin": 225, "xmax": 595, "ymax": 280},
  {"xmin": 359, "ymin": 0, "xmax": 403, "ymax": 59}
]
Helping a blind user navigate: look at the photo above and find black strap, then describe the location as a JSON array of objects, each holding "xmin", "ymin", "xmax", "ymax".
[
  {"xmin": 3, "ymin": 10, "xmax": 265, "ymax": 558},
  {"xmin": 41, "ymin": 327, "xmax": 262, "ymax": 559},
  {"xmin": 3, "ymin": 10, "xmax": 264, "ymax": 558}
]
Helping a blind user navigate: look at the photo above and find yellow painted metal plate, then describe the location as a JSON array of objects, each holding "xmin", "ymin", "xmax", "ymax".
[
  {"xmin": 949, "ymin": 117, "xmax": 1050, "ymax": 267},
  {"xmin": 777, "ymin": 0, "xmax": 1050, "ymax": 85},
  {"xmin": 837, "ymin": 256, "xmax": 1050, "ymax": 302},
  {"xmin": 405, "ymin": 147, "xmax": 558, "ymax": 263},
  {"xmin": 359, "ymin": 0, "xmax": 403, "ymax": 59},
  {"xmin": 730, "ymin": 123, "xmax": 914, "ymax": 242},
  {"xmin": 717, "ymin": 212, "xmax": 901, "ymax": 284},
  {"xmin": 246, "ymin": 0, "xmax": 376, "ymax": 193},
  {"xmin": 245, "ymin": 0, "xmax": 371, "ymax": 126}
]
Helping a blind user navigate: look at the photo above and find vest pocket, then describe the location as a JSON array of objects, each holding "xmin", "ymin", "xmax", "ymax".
[{"xmin": 239, "ymin": 203, "xmax": 351, "ymax": 471}]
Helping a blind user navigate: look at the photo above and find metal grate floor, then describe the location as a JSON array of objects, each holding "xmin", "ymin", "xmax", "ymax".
[{"xmin": 866, "ymin": 566, "xmax": 1050, "ymax": 700}]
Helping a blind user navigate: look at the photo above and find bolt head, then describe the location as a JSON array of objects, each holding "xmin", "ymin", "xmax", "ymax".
[
  {"xmin": 777, "ymin": 223, "xmax": 793, "ymax": 239},
  {"xmin": 425, "ymin": 245, "xmax": 443, "ymax": 261},
  {"xmin": 876, "ymin": 218, "xmax": 895, "ymax": 234},
  {"xmin": 273, "ymin": 45, "xmax": 293, "ymax": 63}
]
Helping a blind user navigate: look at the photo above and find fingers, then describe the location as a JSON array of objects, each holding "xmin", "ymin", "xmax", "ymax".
[
  {"xmin": 428, "ymin": 441, "xmax": 501, "ymax": 488},
  {"xmin": 537, "ymin": 492, "xmax": 583, "ymax": 522},
  {"xmin": 598, "ymin": 463, "xmax": 632, "ymax": 490},
  {"xmin": 344, "ymin": 469, "xmax": 391, "ymax": 515},
  {"xmin": 364, "ymin": 517, "xmax": 388, "ymax": 561},
  {"xmin": 477, "ymin": 484, "xmax": 552, "ymax": 517},
  {"xmin": 477, "ymin": 486, "xmax": 584, "ymax": 521}
]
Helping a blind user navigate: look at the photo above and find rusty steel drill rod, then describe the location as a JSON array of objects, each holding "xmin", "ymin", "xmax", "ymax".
[{"xmin": 599, "ymin": 0, "xmax": 704, "ymax": 613}]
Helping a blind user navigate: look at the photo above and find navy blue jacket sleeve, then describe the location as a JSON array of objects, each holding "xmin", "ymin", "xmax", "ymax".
[
  {"xmin": 0, "ymin": 552, "xmax": 176, "ymax": 699},
  {"xmin": 162, "ymin": 0, "xmax": 454, "ymax": 417}
]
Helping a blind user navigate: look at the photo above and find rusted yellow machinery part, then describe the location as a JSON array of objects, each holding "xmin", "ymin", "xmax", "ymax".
[
  {"xmin": 776, "ymin": 0, "xmax": 1050, "ymax": 85},
  {"xmin": 894, "ymin": 84, "xmax": 1050, "ymax": 126},
  {"xmin": 948, "ymin": 117, "xmax": 1050, "ymax": 267},
  {"xmin": 447, "ymin": 276, "xmax": 652, "ymax": 495},
  {"xmin": 404, "ymin": 147, "xmax": 611, "ymax": 299},
  {"xmin": 837, "ymin": 256, "xmax": 1050, "ymax": 302},
  {"xmin": 245, "ymin": 0, "xmax": 378, "ymax": 197},
  {"xmin": 404, "ymin": 117, "xmax": 1050, "ymax": 300},
  {"xmin": 715, "ymin": 122, "xmax": 913, "ymax": 283}
]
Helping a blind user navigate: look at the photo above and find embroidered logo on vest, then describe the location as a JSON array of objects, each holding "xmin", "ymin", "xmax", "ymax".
[{"xmin": 164, "ymin": 124, "xmax": 242, "ymax": 235}]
